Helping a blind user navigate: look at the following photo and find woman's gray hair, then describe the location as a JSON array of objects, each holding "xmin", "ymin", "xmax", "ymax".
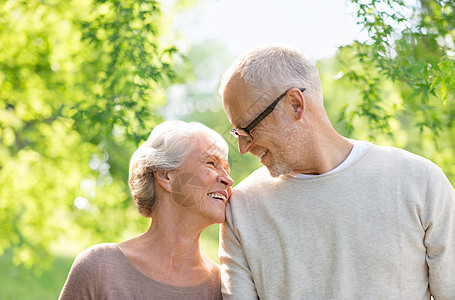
[
  {"xmin": 220, "ymin": 44, "xmax": 323, "ymax": 107},
  {"xmin": 128, "ymin": 120, "xmax": 229, "ymax": 217}
]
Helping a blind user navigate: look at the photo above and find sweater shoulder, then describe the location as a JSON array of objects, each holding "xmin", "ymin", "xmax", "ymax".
[
  {"xmin": 228, "ymin": 167, "xmax": 285, "ymax": 211},
  {"xmin": 59, "ymin": 244, "xmax": 118, "ymax": 299},
  {"xmin": 356, "ymin": 144, "xmax": 449, "ymax": 191},
  {"xmin": 70, "ymin": 243, "xmax": 119, "ymax": 274},
  {"xmin": 76, "ymin": 243, "xmax": 118, "ymax": 262},
  {"xmin": 367, "ymin": 144, "xmax": 439, "ymax": 171},
  {"xmin": 233, "ymin": 167, "xmax": 278, "ymax": 195}
]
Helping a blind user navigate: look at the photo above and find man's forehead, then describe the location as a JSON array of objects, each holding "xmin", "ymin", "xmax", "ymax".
[
  {"xmin": 222, "ymin": 75, "xmax": 249, "ymax": 107},
  {"xmin": 227, "ymin": 104, "xmax": 269, "ymax": 130},
  {"xmin": 223, "ymin": 75, "xmax": 267, "ymax": 126}
]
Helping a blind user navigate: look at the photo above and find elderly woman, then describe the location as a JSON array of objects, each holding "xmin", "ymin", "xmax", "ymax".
[{"xmin": 59, "ymin": 121, "xmax": 233, "ymax": 300}]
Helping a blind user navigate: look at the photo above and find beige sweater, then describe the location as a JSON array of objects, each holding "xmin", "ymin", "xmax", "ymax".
[
  {"xmin": 220, "ymin": 144, "xmax": 455, "ymax": 299},
  {"xmin": 59, "ymin": 243, "xmax": 222, "ymax": 300}
]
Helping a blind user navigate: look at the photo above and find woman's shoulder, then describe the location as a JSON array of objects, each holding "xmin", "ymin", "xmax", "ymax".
[
  {"xmin": 200, "ymin": 262, "xmax": 222, "ymax": 299},
  {"xmin": 70, "ymin": 243, "xmax": 121, "ymax": 273},
  {"xmin": 75, "ymin": 243, "xmax": 119, "ymax": 262},
  {"xmin": 198, "ymin": 255, "xmax": 221, "ymax": 286},
  {"xmin": 205, "ymin": 260, "xmax": 222, "ymax": 288},
  {"xmin": 59, "ymin": 244, "xmax": 120, "ymax": 299},
  {"xmin": 79, "ymin": 243, "xmax": 119, "ymax": 256}
]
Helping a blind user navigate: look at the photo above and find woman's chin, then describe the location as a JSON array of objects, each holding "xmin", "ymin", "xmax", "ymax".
[
  {"xmin": 214, "ymin": 214, "xmax": 226, "ymax": 224},
  {"xmin": 206, "ymin": 211, "xmax": 225, "ymax": 225}
]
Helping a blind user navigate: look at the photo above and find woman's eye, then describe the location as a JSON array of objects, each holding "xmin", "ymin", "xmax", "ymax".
[{"xmin": 206, "ymin": 161, "xmax": 215, "ymax": 166}]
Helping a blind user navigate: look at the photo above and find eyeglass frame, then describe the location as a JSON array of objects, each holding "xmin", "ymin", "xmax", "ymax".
[{"xmin": 230, "ymin": 87, "xmax": 306, "ymax": 139}]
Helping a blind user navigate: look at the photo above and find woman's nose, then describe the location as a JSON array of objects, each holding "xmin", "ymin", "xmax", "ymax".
[{"xmin": 218, "ymin": 172, "xmax": 234, "ymax": 187}]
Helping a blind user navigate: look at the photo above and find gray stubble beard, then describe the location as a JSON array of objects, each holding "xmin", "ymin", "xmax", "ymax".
[{"xmin": 267, "ymin": 122, "xmax": 306, "ymax": 178}]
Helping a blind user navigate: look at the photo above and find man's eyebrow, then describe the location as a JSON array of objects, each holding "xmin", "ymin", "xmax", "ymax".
[
  {"xmin": 231, "ymin": 121, "xmax": 241, "ymax": 128},
  {"xmin": 231, "ymin": 117, "xmax": 249, "ymax": 129}
]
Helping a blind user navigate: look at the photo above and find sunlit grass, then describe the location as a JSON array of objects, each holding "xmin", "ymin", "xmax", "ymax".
[{"xmin": 0, "ymin": 251, "xmax": 73, "ymax": 300}]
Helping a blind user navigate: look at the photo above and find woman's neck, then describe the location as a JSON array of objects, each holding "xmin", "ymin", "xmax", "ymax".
[
  {"xmin": 118, "ymin": 200, "xmax": 215, "ymax": 286},
  {"xmin": 141, "ymin": 220, "xmax": 206, "ymax": 268}
]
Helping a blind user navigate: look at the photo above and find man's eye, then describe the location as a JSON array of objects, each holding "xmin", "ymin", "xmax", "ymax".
[{"xmin": 206, "ymin": 161, "xmax": 215, "ymax": 166}]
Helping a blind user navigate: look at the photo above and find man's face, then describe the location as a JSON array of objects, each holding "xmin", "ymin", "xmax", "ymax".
[{"xmin": 222, "ymin": 75, "xmax": 303, "ymax": 177}]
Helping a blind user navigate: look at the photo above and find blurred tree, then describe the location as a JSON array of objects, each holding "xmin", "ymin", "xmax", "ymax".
[
  {"xmin": 163, "ymin": 39, "xmax": 262, "ymax": 184},
  {"xmin": 0, "ymin": 0, "xmax": 181, "ymax": 269},
  {"xmin": 335, "ymin": 0, "xmax": 455, "ymax": 182}
]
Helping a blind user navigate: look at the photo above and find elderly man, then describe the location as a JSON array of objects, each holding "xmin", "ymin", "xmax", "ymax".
[{"xmin": 218, "ymin": 44, "xmax": 455, "ymax": 299}]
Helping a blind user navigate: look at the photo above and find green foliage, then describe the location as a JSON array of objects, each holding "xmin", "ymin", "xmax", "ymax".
[
  {"xmin": 330, "ymin": 0, "xmax": 455, "ymax": 183},
  {"xmin": 0, "ymin": 0, "xmax": 180, "ymax": 269},
  {"xmin": 344, "ymin": 0, "xmax": 454, "ymax": 131},
  {"xmin": 73, "ymin": 0, "xmax": 180, "ymax": 145}
]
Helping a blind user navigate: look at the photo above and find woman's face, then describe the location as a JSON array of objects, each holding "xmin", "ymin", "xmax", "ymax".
[{"xmin": 169, "ymin": 135, "xmax": 233, "ymax": 224}]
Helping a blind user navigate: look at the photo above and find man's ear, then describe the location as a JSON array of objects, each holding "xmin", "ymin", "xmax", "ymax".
[
  {"xmin": 154, "ymin": 170, "xmax": 172, "ymax": 193},
  {"xmin": 287, "ymin": 88, "xmax": 305, "ymax": 120}
]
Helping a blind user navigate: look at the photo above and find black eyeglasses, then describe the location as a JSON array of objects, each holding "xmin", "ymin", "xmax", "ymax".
[{"xmin": 230, "ymin": 87, "xmax": 306, "ymax": 139}]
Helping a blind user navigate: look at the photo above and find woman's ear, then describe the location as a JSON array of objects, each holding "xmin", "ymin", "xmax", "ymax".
[{"xmin": 154, "ymin": 170, "xmax": 172, "ymax": 193}]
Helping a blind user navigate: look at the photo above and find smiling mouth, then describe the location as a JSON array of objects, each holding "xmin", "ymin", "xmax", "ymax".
[
  {"xmin": 207, "ymin": 192, "xmax": 227, "ymax": 204},
  {"xmin": 258, "ymin": 150, "xmax": 268, "ymax": 161}
]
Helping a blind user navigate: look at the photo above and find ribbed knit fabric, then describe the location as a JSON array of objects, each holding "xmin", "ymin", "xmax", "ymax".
[
  {"xmin": 220, "ymin": 143, "xmax": 455, "ymax": 300},
  {"xmin": 59, "ymin": 243, "xmax": 222, "ymax": 300}
]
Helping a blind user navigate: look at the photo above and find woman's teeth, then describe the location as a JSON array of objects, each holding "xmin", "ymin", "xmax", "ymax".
[{"xmin": 208, "ymin": 192, "xmax": 227, "ymax": 204}]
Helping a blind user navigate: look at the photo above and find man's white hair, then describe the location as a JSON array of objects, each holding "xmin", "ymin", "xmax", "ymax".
[{"xmin": 220, "ymin": 44, "xmax": 323, "ymax": 106}]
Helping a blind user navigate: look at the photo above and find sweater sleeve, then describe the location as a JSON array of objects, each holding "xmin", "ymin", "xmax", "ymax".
[
  {"xmin": 58, "ymin": 246, "xmax": 101, "ymax": 300},
  {"xmin": 423, "ymin": 163, "xmax": 455, "ymax": 299},
  {"xmin": 219, "ymin": 201, "xmax": 259, "ymax": 300}
]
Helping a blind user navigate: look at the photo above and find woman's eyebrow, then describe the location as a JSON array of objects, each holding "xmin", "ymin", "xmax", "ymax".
[
  {"xmin": 202, "ymin": 147, "xmax": 225, "ymax": 159},
  {"xmin": 204, "ymin": 153, "xmax": 221, "ymax": 161},
  {"xmin": 208, "ymin": 153, "xmax": 230, "ymax": 172},
  {"xmin": 223, "ymin": 162, "xmax": 231, "ymax": 174},
  {"xmin": 201, "ymin": 153, "xmax": 230, "ymax": 170}
]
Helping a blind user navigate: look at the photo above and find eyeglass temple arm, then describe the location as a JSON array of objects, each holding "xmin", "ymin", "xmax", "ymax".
[{"xmin": 244, "ymin": 88, "xmax": 305, "ymax": 133}]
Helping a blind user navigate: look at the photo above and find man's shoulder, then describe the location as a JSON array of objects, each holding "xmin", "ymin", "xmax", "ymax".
[
  {"xmin": 234, "ymin": 166, "xmax": 277, "ymax": 191},
  {"xmin": 368, "ymin": 143, "xmax": 436, "ymax": 168},
  {"xmin": 229, "ymin": 167, "xmax": 285, "ymax": 207},
  {"xmin": 238, "ymin": 166, "xmax": 268, "ymax": 181},
  {"xmin": 361, "ymin": 143, "xmax": 448, "ymax": 185}
]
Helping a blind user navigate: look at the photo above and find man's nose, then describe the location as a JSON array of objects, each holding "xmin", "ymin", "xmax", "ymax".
[{"xmin": 238, "ymin": 135, "xmax": 253, "ymax": 154}]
